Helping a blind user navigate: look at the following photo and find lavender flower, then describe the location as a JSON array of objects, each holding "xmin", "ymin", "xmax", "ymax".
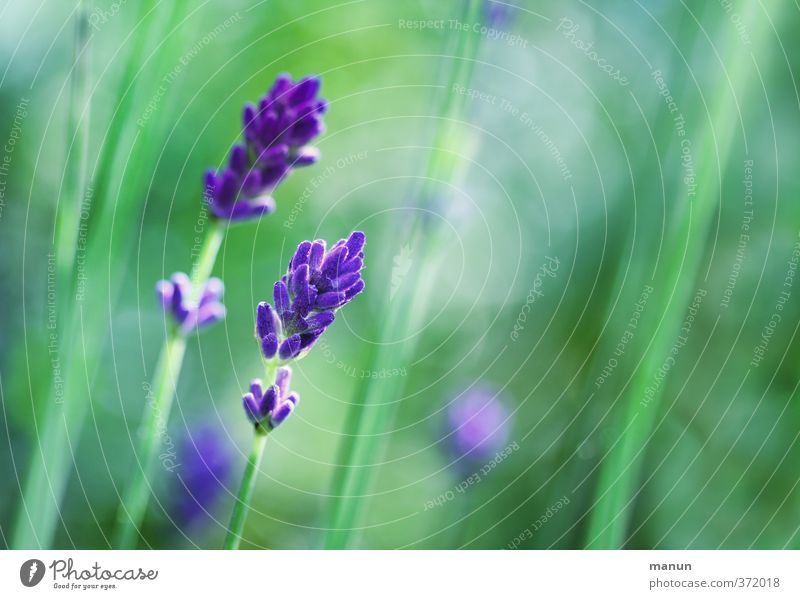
[
  {"xmin": 204, "ymin": 74, "xmax": 327, "ymax": 222},
  {"xmin": 256, "ymin": 231, "xmax": 366, "ymax": 362},
  {"xmin": 172, "ymin": 427, "xmax": 232, "ymax": 527},
  {"xmin": 447, "ymin": 386, "xmax": 511, "ymax": 464},
  {"xmin": 242, "ymin": 366, "xmax": 299, "ymax": 430},
  {"xmin": 484, "ymin": 1, "xmax": 515, "ymax": 29},
  {"xmin": 156, "ymin": 272, "xmax": 225, "ymax": 333}
]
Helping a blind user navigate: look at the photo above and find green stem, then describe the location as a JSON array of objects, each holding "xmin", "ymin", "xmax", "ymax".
[
  {"xmin": 112, "ymin": 219, "xmax": 225, "ymax": 548},
  {"xmin": 112, "ymin": 328, "xmax": 186, "ymax": 548},
  {"xmin": 10, "ymin": 2, "xmax": 92, "ymax": 549},
  {"xmin": 585, "ymin": 0, "xmax": 779, "ymax": 549},
  {"xmin": 322, "ymin": 0, "xmax": 484, "ymax": 549},
  {"xmin": 223, "ymin": 359, "xmax": 278, "ymax": 550},
  {"xmin": 224, "ymin": 430, "xmax": 269, "ymax": 550},
  {"xmin": 190, "ymin": 219, "xmax": 226, "ymax": 302}
]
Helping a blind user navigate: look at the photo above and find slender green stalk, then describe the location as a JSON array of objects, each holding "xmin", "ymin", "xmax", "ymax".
[
  {"xmin": 113, "ymin": 219, "xmax": 225, "ymax": 548},
  {"xmin": 54, "ymin": 0, "xmax": 92, "ymax": 301},
  {"xmin": 12, "ymin": 3, "xmax": 192, "ymax": 548},
  {"xmin": 11, "ymin": 2, "xmax": 92, "ymax": 549},
  {"xmin": 585, "ymin": 0, "xmax": 780, "ymax": 549},
  {"xmin": 190, "ymin": 220, "xmax": 226, "ymax": 298},
  {"xmin": 537, "ymin": 9, "xmax": 697, "ymax": 548},
  {"xmin": 113, "ymin": 329, "xmax": 186, "ymax": 548},
  {"xmin": 224, "ymin": 430, "xmax": 269, "ymax": 550},
  {"xmin": 323, "ymin": 0, "xmax": 484, "ymax": 549}
]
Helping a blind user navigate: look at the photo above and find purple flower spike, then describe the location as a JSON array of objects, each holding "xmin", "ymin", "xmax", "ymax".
[
  {"xmin": 241, "ymin": 366, "xmax": 300, "ymax": 430},
  {"xmin": 155, "ymin": 272, "xmax": 226, "ymax": 334},
  {"xmin": 253, "ymin": 232, "xmax": 366, "ymax": 362},
  {"xmin": 447, "ymin": 386, "xmax": 512, "ymax": 467},
  {"xmin": 205, "ymin": 73, "xmax": 327, "ymax": 222},
  {"xmin": 244, "ymin": 233, "xmax": 365, "ymax": 427}
]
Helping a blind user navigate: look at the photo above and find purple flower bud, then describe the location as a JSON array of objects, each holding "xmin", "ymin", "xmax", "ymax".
[
  {"xmin": 308, "ymin": 240, "xmax": 325, "ymax": 271},
  {"xmin": 261, "ymin": 334, "xmax": 278, "ymax": 359},
  {"xmin": 256, "ymin": 302, "xmax": 279, "ymax": 338},
  {"xmin": 289, "ymin": 76, "xmax": 320, "ymax": 105},
  {"xmin": 156, "ymin": 272, "xmax": 225, "ymax": 334},
  {"xmin": 315, "ymin": 291, "xmax": 345, "ymax": 309},
  {"xmin": 279, "ymin": 334, "xmax": 302, "ymax": 360},
  {"xmin": 200, "ymin": 277, "xmax": 224, "ymax": 306},
  {"xmin": 447, "ymin": 386, "xmax": 512, "ymax": 467},
  {"xmin": 345, "ymin": 231, "xmax": 366, "ymax": 256},
  {"xmin": 291, "ymin": 241, "xmax": 312, "ymax": 269},
  {"xmin": 344, "ymin": 279, "xmax": 365, "ymax": 301},
  {"xmin": 269, "ymin": 400, "xmax": 295, "ymax": 429},
  {"xmin": 243, "ymin": 392, "xmax": 261, "ymax": 424},
  {"xmin": 241, "ymin": 366, "xmax": 299, "ymax": 430},
  {"xmin": 274, "ymin": 280, "xmax": 290, "ymax": 314},
  {"xmin": 171, "ymin": 273, "xmax": 192, "ymax": 323},
  {"xmin": 195, "ymin": 302, "xmax": 226, "ymax": 328},
  {"xmin": 305, "ymin": 311, "xmax": 335, "ymax": 332},
  {"xmin": 250, "ymin": 379, "xmax": 264, "ymax": 400},
  {"xmin": 205, "ymin": 73, "xmax": 327, "ymax": 222},
  {"xmin": 292, "ymin": 146, "xmax": 320, "ymax": 167}
]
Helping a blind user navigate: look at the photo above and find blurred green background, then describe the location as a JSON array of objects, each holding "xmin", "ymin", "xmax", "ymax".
[{"xmin": 1, "ymin": 0, "xmax": 799, "ymax": 549}]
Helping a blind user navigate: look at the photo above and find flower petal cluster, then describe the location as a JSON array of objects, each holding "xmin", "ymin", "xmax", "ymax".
[
  {"xmin": 241, "ymin": 231, "xmax": 366, "ymax": 429},
  {"xmin": 204, "ymin": 74, "xmax": 327, "ymax": 221},
  {"xmin": 242, "ymin": 367, "xmax": 299, "ymax": 429},
  {"xmin": 156, "ymin": 273, "xmax": 225, "ymax": 333},
  {"xmin": 256, "ymin": 231, "xmax": 366, "ymax": 362}
]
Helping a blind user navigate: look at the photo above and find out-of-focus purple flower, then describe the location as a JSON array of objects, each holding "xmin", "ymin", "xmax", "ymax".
[
  {"xmin": 242, "ymin": 366, "xmax": 299, "ymax": 430},
  {"xmin": 172, "ymin": 427, "xmax": 232, "ymax": 527},
  {"xmin": 484, "ymin": 1, "xmax": 515, "ymax": 29},
  {"xmin": 204, "ymin": 73, "xmax": 327, "ymax": 222},
  {"xmin": 447, "ymin": 386, "xmax": 511, "ymax": 464},
  {"xmin": 256, "ymin": 231, "xmax": 366, "ymax": 362},
  {"xmin": 156, "ymin": 272, "xmax": 225, "ymax": 333}
]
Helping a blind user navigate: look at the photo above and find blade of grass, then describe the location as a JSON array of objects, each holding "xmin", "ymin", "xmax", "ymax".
[
  {"xmin": 53, "ymin": 0, "xmax": 92, "ymax": 303},
  {"xmin": 323, "ymin": 0, "xmax": 485, "ymax": 549},
  {"xmin": 11, "ymin": 0, "xmax": 186, "ymax": 549},
  {"xmin": 10, "ymin": 0, "xmax": 93, "ymax": 549},
  {"xmin": 537, "ymin": 7, "xmax": 702, "ymax": 549},
  {"xmin": 585, "ymin": 0, "xmax": 781, "ymax": 549}
]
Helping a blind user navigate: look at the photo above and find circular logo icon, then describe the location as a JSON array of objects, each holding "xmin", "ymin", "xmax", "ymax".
[{"xmin": 20, "ymin": 559, "xmax": 45, "ymax": 587}]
